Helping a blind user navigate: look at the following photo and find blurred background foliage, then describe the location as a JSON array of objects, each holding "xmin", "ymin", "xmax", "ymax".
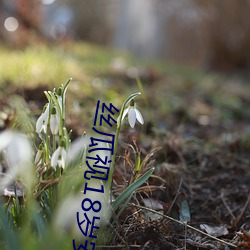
[
  {"xmin": 1, "ymin": 0, "xmax": 250, "ymax": 72},
  {"xmin": 1, "ymin": 0, "xmax": 250, "ymax": 133}
]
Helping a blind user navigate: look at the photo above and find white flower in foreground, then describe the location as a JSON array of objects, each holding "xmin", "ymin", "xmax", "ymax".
[
  {"xmin": 51, "ymin": 144, "xmax": 67, "ymax": 169},
  {"xmin": 50, "ymin": 106, "xmax": 60, "ymax": 135},
  {"xmin": 36, "ymin": 103, "xmax": 50, "ymax": 133},
  {"xmin": 0, "ymin": 130, "xmax": 33, "ymax": 190},
  {"xmin": 122, "ymin": 99, "xmax": 144, "ymax": 128},
  {"xmin": 54, "ymin": 183, "xmax": 111, "ymax": 240}
]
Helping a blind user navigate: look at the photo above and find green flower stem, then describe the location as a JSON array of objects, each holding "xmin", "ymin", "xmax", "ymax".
[
  {"xmin": 107, "ymin": 92, "xmax": 141, "ymax": 200},
  {"xmin": 48, "ymin": 79, "xmax": 71, "ymax": 137},
  {"xmin": 63, "ymin": 127, "xmax": 70, "ymax": 150},
  {"xmin": 48, "ymin": 91, "xmax": 63, "ymax": 136},
  {"xmin": 52, "ymin": 134, "xmax": 56, "ymax": 152},
  {"xmin": 61, "ymin": 78, "xmax": 71, "ymax": 126},
  {"xmin": 44, "ymin": 95, "xmax": 53, "ymax": 164}
]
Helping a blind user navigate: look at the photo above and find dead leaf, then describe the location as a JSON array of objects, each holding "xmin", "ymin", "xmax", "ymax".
[
  {"xmin": 142, "ymin": 198, "xmax": 164, "ymax": 221},
  {"xmin": 143, "ymin": 198, "xmax": 163, "ymax": 211},
  {"xmin": 237, "ymin": 231, "xmax": 250, "ymax": 248},
  {"xmin": 200, "ymin": 224, "xmax": 229, "ymax": 237}
]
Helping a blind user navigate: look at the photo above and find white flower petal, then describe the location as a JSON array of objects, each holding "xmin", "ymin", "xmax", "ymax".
[
  {"xmin": 128, "ymin": 107, "xmax": 136, "ymax": 128},
  {"xmin": 44, "ymin": 104, "xmax": 50, "ymax": 118},
  {"xmin": 36, "ymin": 104, "xmax": 50, "ymax": 134},
  {"xmin": 51, "ymin": 147, "xmax": 61, "ymax": 168},
  {"xmin": 58, "ymin": 159, "xmax": 64, "ymax": 169},
  {"xmin": 0, "ymin": 130, "xmax": 13, "ymax": 151},
  {"xmin": 35, "ymin": 150, "xmax": 42, "ymax": 164},
  {"xmin": 5, "ymin": 133, "xmax": 32, "ymax": 170},
  {"xmin": 41, "ymin": 122, "xmax": 48, "ymax": 133},
  {"xmin": 50, "ymin": 114, "xmax": 59, "ymax": 135},
  {"xmin": 51, "ymin": 147, "xmax": 68, "ymax": 169},
  {"xmin": 122, "ymin": 108, "xmax": 129, "ymax": 121},
  {"xmin": 121, "ymin": 102, "xmax": 144, "ymax": 128},
  {"xmin": 54, "ymin": 184, "xmax": 111, "ymax": 239},
  {"xmin": 68, "ymin": 136, "xmax": 89, "ymax": 163},
  {"xmin": 0, "ymin": 131, "xmax": 33, "ymax": 191},
  {"xmin": 60, "ymin": 148, "xmax": 67, "ymax": 169},
  {"xmin": 57, "ymin": 96, "xmax": 63, "ymax": 111},
  {"xmin": 135, "ymin": 109, "xmax": 144, "ymax": 125},
  {"xmin": 36, "ymin": 113, "xmax": 45, "ymax": 133}
]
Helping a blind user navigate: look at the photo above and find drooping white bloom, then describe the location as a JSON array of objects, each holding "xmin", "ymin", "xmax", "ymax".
[
  {"xmin": 54, "ymin": 182, "xmax": 111, "ymax": 240},
  {"xmin": 51, "ymin": 145, "xmax": 67, "ymax": 169},
  {"xmin": 57, "ymin": 95, "xmax": 63, "ymax": 112},
  {"xmin": 36, "ymin": 103, "xmax": 50, "ymax": 133},
  {"xmin": 67, "ymin": 135, "xmax": 88, "ymax": 164},
  {"xmin": 0, "ymin": 131, "xmax": 32, "ymax": 170},
  {"xmin": 35, "ymin": 144, "xmax": 43, "ymax": 164},
  {"xmin": 50, "ymin": 106, "xmax": 59, "ymax": 135},
  {"xmin": 56, "ymin": 87, "xmax": 63, "ymax": 112},
  {"xmin": 0, "ymin": 130, "xmax": 33, "ymax": 190},
  {"xmin": 122, "ymin": 99, "xmax": 144, "ymax": 128}
]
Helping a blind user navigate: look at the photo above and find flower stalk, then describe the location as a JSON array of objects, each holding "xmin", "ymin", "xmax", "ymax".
[{"xmin": 107, "ymin": 92, "xmax": 141, "ymax": 198}]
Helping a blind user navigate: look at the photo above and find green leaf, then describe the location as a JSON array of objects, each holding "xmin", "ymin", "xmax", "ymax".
[
  {"xmin": 32, "ymin": 209, "xmax": 46, "ymax": 237},
  {"xmin": 179, "ymin": 199, "xmax": 191, "ymax": 222},
  {"xmin": 112, "ymin": 167, "xmax": 154, "ymax": 211},
  {"xmin": 135, "ymin": 152, "xmax": 141, "ymax": 173},
  {"xmin": 0, "ymin": 208, "xmax": 21, "ymax": 250},
  {"xmin": 112, "ymin": 192, "xmax": 133, "ymax": 225},
  {"xmin": 62, "ymin": 78, "xmax": 72, "ymax": 98}
]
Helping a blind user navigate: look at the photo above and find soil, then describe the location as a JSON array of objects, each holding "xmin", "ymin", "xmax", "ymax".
[{"xmin": 1, "ymin": 71, "xmax": 250, "ymax": 250}]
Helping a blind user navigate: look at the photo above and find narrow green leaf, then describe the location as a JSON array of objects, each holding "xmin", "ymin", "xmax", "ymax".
[
  {"xmin": 112, "ymin": 167, "xmax": 154, "ymax": 211},
  {"xmin": 112, "ymin": 192, "xmax": 133, "ymax": 225},
  {"xmin": 32, "ymin": 209, "xmax": 46, "ymax": 237},
  {"xmin": 179, "ymin": 199, "xmax": 191, "ymax": 222},
  {"xmin": 135, "ymin": 152, "xmax": 141, "ymax": 173},
  {"xmin": 62, "ymin": 78, "xmax": 72, "ymax": 97},
  {"xmin": 0, "ymin": 208, "xmax": 21, "ymax": 250}
]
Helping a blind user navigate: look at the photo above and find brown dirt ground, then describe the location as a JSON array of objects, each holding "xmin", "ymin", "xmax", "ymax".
[{"xmin": 1, "ymin": 72, "xmax": 250, "ymax": 250}]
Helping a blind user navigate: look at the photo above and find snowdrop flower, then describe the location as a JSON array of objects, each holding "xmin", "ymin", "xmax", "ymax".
[
  {"xmin": 0, "ymin": 130, "xmax": 33, "ymax": 190},
  {"xmin": 50, "ymin": 106, "xmax": 59, "ymax": 135},
  {"xmin": 51, "ymin": 142, "xmax": 67, "ymax": 169},
  {"xmin": 54, "ymin": 182, "xmax": 111, "ymax": 240},
  {"xmin": 36, "ymin": 103, "xmax": 50, "ymax": 133},
  {"xmin": 122, "ymin": 99, "xmax": 144, "ymax": 128},
  {"xmin": 35, "ymin": 144, "xmax": 43, "ymax": 164},
  {"xmin": 56, "ymin": 87, "xmax": 63, "ymax": 111},
  {"xmin": 67, "ymin": 134, "xmax": 88, "ymax": 164}
]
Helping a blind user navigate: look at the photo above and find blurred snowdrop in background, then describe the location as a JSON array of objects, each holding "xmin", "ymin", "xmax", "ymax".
[{"xmin": 0, "ymin": 130, "xmax": 33, "ymax": 192}]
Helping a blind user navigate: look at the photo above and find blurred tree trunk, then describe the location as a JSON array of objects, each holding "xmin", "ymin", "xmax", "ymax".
[
  {"xmin": 16, "ymin": 0, "xmax": 41, "ymax": 31},
  {"xmin": 0, "ymin": 0, "xmax": 42, "ymax": 46},
  {"xmin": 15, "ymin": 0, "xmax": 42, "ymax": 45},
  {"xmin": 204, "ymin": 0, "xmax": 250, "ymax": 71}
]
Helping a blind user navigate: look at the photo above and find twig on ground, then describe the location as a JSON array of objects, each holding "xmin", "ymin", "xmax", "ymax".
[
  {"xmin": 221, "ymin": 189, "xmax": 236, "ymax": 221},
  {"xmin": 129, "ymin": 203, "xmax": 238, "ymax": 249},
  {"xmin": 166, "ymin": 178, "xmax": 183, "ymax": 215},
  {"xmin": 97, "ymin": 244, "xmax": 141, "ymax": 248},
  {"xmin": 233, "ymin": 192, "xmax": 250, "ymax": 227}
]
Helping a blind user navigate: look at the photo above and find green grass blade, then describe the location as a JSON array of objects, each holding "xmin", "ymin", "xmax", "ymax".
[
  {"xmin": 112, "ymin": 167, "xmax": 154, "ymax": 211},
  {"xmin": 112, "ymin": 192, "xmax": 133, "ymax": 225},
  {"xmin": 0, "ymin": 208, "xmax": 21, "ymax": 250}
]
